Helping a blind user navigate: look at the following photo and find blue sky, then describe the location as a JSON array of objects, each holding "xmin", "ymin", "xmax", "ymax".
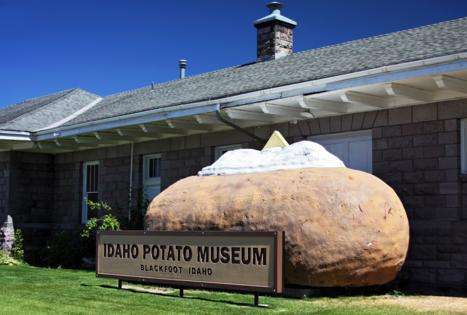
[{"xmin": 1, "ymin": 0, "xmax": 467, "ymax": 107}]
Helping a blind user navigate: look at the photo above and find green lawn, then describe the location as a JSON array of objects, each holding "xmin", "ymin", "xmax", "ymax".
[{"xmin": 0, "ymin": 265, "xmax": 464, "ymax": 314}]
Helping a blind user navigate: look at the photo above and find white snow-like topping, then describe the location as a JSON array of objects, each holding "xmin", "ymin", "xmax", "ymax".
[{"xmin": 198, "ymin": 140, "xmax": 346, "ymax": 176}]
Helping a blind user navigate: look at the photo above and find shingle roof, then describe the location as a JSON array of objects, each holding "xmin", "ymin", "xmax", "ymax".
[
  {"xmin": 0, "ymin": 89, "xmax": 72, "ymax": 125},
  {"xmin": 1, "ymin": 16, "xmax": 466, "ymax": 133},
  {"xmin": 0, "ymin": 89, "xmax": 100, "ymax": 132},
  {"xmin": 63, "ymin": 16, "xmax": 467, "ymax": 127}
]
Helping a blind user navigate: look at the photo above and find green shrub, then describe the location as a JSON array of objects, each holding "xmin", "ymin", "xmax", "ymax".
[
  {"xmin": 0, "ymin": 251, "xmax": 21, "ymax": 266},
  {"xmin": 81, "ymin": 200, "xmax": 120, "ymax": 258},
  {"xmin": 38, "ymin": 200, "xmax": 121, "ymax": 268},
  {"xmin": 11, "ymin": 229, "xmax": 24, "ymax": 261},
  {"xmin": 44, "ymin": 230, "xmax": 83, "ymax": 268},
  {"xmin": 125, "ymin": 189, "xmax": 150, "ymax": 229},
  {"xmin": 80, "ymin": 215, "xmax": 120, "ymax": 239},
  {"xmin": 390, "ymin": 290, "xmax": 406, "ymax": 297},
  {"xmin": 86, "ymin": 199, "xmax": 112, "ymax": 218}
]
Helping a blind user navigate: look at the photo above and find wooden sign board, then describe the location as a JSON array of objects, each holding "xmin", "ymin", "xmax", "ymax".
[{"xmin": 96, "ymin": 231, "xmax": 284, "ymax": 294}]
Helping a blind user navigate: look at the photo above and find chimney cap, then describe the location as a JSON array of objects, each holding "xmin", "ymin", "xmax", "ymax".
[
  {"xmin": 179, "ymin": 59, "xmax": 187, "ymax": 68},
  {"xmin": 267, "ymin": 2, "xmax": 283, "ymax": 13},
  {"xmin": 254, "ymin": 1, "xmax": 297, "ymax": 27}
]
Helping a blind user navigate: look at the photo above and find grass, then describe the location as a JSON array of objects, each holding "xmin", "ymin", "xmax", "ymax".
[{"xmin": 0, "ymin": 265, "xmax": 465, "ymax": 314}]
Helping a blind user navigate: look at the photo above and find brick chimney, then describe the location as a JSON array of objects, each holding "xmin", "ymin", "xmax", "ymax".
[{"xmin": 254, "ymin": 2, "xmax": 297, "ymax": 62}]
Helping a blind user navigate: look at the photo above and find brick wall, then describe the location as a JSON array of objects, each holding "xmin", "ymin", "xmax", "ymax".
[
  {"xmin": 0, "ymin": 152, "xmax": 10, "ymax": 220},
  {"xmin": 0, "ymin": 152, "xmax": 55, "ymax": 256},
  {"xmin": 8, "ymin": 152, "xmax": 55, "ymax": 255},
  {"xmin": 0, "ymin": 152, "xmax": 11, "ymax": 251},
  {"xmin": 371, "ymin": 101, "xmax": 467, "ymax": 292}
]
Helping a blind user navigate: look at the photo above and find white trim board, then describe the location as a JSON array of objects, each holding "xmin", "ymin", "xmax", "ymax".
[
  {"xmin": 82, "ymin": 160, "xmax": 99, "ymax": 224},
  {"xmin": 461, "ymin": 119, "xmax": 467, "ymax": 174}
]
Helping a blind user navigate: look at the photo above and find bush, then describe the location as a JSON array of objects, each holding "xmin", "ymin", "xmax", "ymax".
[
  {"xmin": 44, "ymin": 230, "xmax": 84, "ymax": 268},
  {"xmin": 11, "ymin": 229, "xmax": 24, "ymax": 261},
  {"xmin": 0, "ymin": 251, "xmax": 21, "ymax": 266},
  {"xmin": 38, "ymin": 200, "xmax": 121, "ymax": 268},
  {"xmin": 80, "ymin": 200, "xmax": 120, "ymax": 258},
  {"xmin": 125, "ymin": 189, "xmax": 150, "ymax": 229}
]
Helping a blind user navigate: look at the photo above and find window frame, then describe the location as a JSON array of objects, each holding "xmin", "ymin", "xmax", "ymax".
[
  {"xmin": 461, "ymin": 119, "xmax": 467, "ymax": 174},
  {"xmin": 82, "ymin": 160, "xmax": 100, "ymax": 224},
  {"xmin": 143, "ymin": 154, "xmax": 162, "ymax": 182},
  {"xmin": 142, "ymin": 154, "xmax": 162, "ymax": 204}
]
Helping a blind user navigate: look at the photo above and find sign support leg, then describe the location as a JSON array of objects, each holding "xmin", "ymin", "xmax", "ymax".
[
  {"xmin": 118, "ymin": 279, "xmax": 122, "ymax": 290},
  {"xmin": 179, "ymin": 288, "xmax": 184, "ymax": 298},
  {"xmin": 254, "ymin": 293, "xmax": 259, "ymax": 306}
]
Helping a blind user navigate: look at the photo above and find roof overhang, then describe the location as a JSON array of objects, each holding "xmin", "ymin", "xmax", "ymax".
[
  {"xmin": 6, "ymin": 52, "xmax": 467, "ymax": 154},
  {"xmin": 0, "ymin": 130, "xmax": 31, "ymax": 141},
  {"xmin": 0, "ymin": 130, "xmax": 33, "ymax": 152}
]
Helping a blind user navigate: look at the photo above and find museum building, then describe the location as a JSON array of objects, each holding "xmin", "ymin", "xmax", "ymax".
[{"xmin": 0, "ymin": 3, "xmax": 466, "ymax": 292}]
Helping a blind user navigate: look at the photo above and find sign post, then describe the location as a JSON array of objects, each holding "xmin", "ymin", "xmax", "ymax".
[{"xmin": 96, "ymin": 231, "xmax": 284, "ymax": 306}]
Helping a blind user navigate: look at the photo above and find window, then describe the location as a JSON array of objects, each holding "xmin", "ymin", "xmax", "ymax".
[
  {"xmin": 147, "ymin": 156, "xmax": 161, "ymax": 178},
  {"xmin": 214, "ymin": 144, "xmax": 243, "ymax": 161},
  {"xmin": 143, "ymin": 154, "xmax": 162, "ymax": 205},
  {"xmin": 82, "ymin": 161, "xmax": 99, "ymax": 223},
  {"xmin": 309, "ymin": 130, "xmax": 373, "ymax": 173},
  {"xmin": 461, "ymin": 119, "xmax": 467, "ymax": 174}
]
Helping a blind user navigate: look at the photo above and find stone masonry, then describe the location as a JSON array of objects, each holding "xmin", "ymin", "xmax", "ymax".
[
  {"xmin": 256, "ymin": 23, "xmax": 294, "ymax": 61},
  {"xmin": 0, "ymin": 151, "xmax": 56, "ymax": 258},
  {"xmin": 0, "ymin": 152, "xmax": 12, "ymax": 252}
]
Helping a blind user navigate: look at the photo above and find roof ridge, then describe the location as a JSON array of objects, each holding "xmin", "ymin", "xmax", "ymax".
[
  {"xmin": 1, "ymin": 88, "xmax": 76, "ymax": 109},
  {"xmin": 289, "ymin": 16, "xmax": 467, "ymax": 58},
  {"xmin": 0, "ymin": 89, "xmax": 79, "ymax": 127},
  {"xmin": 36, "ymin": 95, "xmax": 103, "ymax": 131}
]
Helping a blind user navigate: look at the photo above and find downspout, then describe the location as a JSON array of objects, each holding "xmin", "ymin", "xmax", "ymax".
[
  {"xmin": 128, "ymin": 142, "xmax": 134, "ymax": 223},
  {"xmin": 215, "ymin": 104, "xmax": 267, "ymax": 145}
]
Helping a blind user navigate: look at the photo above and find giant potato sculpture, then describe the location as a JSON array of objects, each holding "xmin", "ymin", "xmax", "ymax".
[{"xmin": 146, "ymin": 140, "xmax": 409, "ymax": 287}]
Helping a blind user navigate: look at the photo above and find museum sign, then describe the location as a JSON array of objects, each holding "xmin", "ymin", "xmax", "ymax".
[{"xmin": 96, "ymin": 231, "xmax": 284, "ymax": 294}]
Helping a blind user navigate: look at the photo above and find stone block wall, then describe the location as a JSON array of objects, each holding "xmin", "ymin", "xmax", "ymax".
[
  {"xmin": 9, "ymin": 152, "xmax": 55, "ymax": 225},
  {"xmin": 0, "ymin": 152, "xmax": 12, "ymax": 252},
  {"xmin": 8, "ymin": 152, "xmax": 55, "ymax": 256},
  {"xmin": 0, "ymin": 152, "xmax": 10, "ymax": 217},
  {"xmin": 54, "ymin": 145, "xmax": 133, "ymax": 228},
  {"xmin": 0, "ymin": 151, "xmax": 55, "ymax": 256},
  {"xmin": 161, "ymin": 147, "xmax": 211, "ymax": 189},
  {"xmin": 256, "ymin": 23, "xmax": 294, "ymax": 61},
  {"xmin": 53, "ymin": 160, "xmax": 81, "ymax": 229},
  {"xmin": 371, "ymin": 101, "xmax": 467, "ymax": 292}
]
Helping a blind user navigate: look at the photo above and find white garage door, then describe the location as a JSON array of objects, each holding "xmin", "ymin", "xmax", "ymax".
[{"xmin": 309, "ymin": 130, "xmax": 373, "ymax": 173}]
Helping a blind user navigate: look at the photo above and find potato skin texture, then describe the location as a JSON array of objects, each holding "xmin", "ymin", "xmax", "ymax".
[{"xmin": 146, "ymin": 168, "xmax": 409, "ymax": 287}]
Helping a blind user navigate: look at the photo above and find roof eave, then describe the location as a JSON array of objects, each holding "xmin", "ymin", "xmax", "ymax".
[
  {"xmin": 33, "ymin": 51, "xmax": 467, "ymax": 142},
  {"xmin": 0, "ymin": 130, "xmax": 32, "ymax": 141}
]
